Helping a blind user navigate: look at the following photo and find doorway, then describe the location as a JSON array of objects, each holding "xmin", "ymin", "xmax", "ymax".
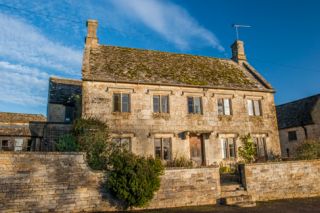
[{"xmin": 189, "ymin": 134, "xmax": 205, "ymax": 166}]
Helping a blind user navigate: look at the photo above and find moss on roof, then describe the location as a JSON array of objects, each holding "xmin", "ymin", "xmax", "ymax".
[
  {"xmin": 0, "ymin": 112, "xmax": 46, "ymax": 123},
  {"xmin": 84, "ymin": 45, "xmax": 264, "ymax": 90}
]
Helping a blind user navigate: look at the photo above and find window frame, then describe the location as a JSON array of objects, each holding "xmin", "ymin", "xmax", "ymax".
[
  {"xmin": 253, "ymin": 137, "xmax": 267, "ymax": 158},
  {"xmin": 153, "ymin": 95, "xmax": 170, "ymax": 113},
  {"xmin": 221, "ymin": 138, "xmax": 236, "ymax": 160},
  {"xmin": 111, "ymin": 137, "xmax": 131, "ymax": 151},
  {"xmin": 113, "ymin": 93, "xmax": 131, "ymax": 113},
  {"xmin": 218, "ymin": 98, "xmax": 232, "ymax": 116},
  {"xmin": 288, "ymin": 131, "xmax": 297, "ymax": 141},
  {"xmin": 154, "ymin": 138, "xmax": 172, "ymax": 161},
  {"xmin": 247, "ymin": 99, "xmax": 262, "ymax": 116},
  {"xmin": 187, "ymin": 96, "xmax": 203, "ymax": 114},
  {"xmin": 1, "ymin": 140, "xmax": 10, "ymax": 151}
]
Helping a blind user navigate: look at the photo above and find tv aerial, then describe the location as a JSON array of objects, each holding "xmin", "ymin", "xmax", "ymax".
[{"xmin": 232, "ymin": 24, "xmax": 251, "ymax": 40}]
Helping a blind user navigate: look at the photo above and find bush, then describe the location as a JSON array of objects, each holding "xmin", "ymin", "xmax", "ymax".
[
  {"xmin": 238, "ymin": 134, "xmax": 257, "ymax": 163},
  {"xmin": 296, "ymin": 139, "xmax": 320, "ymax": 160},
  {"xmin": 107, "ymin": 152, "xmax": 164, "ymax": 208},
  {"xmin": 73, "ymin": 118, "xmax": 111, "ymax": 170},
  {"xmin": 55, "ymin": 134, "xmax": 79, "ymax": 152},
  {"xmin": 166, "ymin": 156, "xmax": 193, "ymax": 168}
]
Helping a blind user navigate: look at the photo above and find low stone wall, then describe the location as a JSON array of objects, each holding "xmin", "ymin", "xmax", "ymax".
[
  {"xmin": 0, "ymin": 152, "xmax": 220, "ymax": 212},
  {"xmin": 242, "ymin": 160, "xmax": 320, "ymax": 201}
]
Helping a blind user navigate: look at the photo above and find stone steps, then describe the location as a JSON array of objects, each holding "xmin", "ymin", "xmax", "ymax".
[{"xmin": 220, "ymin": 183, "xmax": 256, "ymax": 208}]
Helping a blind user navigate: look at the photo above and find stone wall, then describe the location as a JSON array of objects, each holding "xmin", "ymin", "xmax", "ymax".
[
  {"xmin": 82, "ymin": 81, "xmax": 281, "ymax": 164},
  {"xmin": 242, "ymin": 160, "xmax": 320, "ymax": 201},
  {"xmin": 0, "ymin": 152, "xmax": 220, "ymax": 212}
]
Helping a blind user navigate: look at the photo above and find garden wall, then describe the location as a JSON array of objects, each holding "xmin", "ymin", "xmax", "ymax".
[
  {"xmin": 242, "ymin": 160, "xmax": 320, "ymax": 201},
  {"xmin": 0, "ymin": 152, "xmax": 220, "ymax": 212}
]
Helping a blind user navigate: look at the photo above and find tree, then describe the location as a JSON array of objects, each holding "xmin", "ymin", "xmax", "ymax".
[{"xmin": 238, "ymin": 134, "xmax": 257, "ymax": 163}]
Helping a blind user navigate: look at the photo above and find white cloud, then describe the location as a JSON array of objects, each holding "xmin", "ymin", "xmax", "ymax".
[
  {"xmin": 110, "ymin": 0, "xmax": 224, "ymax": 51},
  {"xmin": 0, "ymin": 61, "xmax": 48, "ymax": 106},
  {"xmin": 0, "ymin": 13, "xmax": 82, "ymax": 76}
]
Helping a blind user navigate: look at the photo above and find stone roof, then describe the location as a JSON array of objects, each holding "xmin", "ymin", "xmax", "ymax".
[
  {"xmin": 49, "ymin": 77, "xmax": 82, "ymax": 105},
  {"xmin": 0, "ymin": 112, "xmax": 46, "ymax": 123},
  {"xmin": 83, "ymin": 45, "xmax": 273, "ymax": 91},
  {"xmin": 276, "ymin": 94, "xmax": 320, "ymax": 129}
]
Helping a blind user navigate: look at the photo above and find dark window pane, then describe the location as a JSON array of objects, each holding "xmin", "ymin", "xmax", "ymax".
[
  {"xmin": 154, "ymin": 139, "xmax": 161, "ymax": 159},
  {"xmin": 228, "ymin": 138, "xmax": 235, "ymax": 158},
  {"xmin": 288, "ymin": 131, "xmax": 297, "ymax": 141},
  {"xmin": 188, "ymin": 97, "xmax": 194, "ymax": 113},
  {"xmin": 218, "ymin": 99, "xmax": 224, "ymax": 115},
  {"xmin": 1, "ymin": 140, "xmax": 10, "ymax": 151},
  {"xmin": 153, "ymin": 95, "xmax": 160, "ymax": 113},
  {"xmin": 162, "ymin": 138, "xmax": 171, "ymax": 160},
  {"xmin": 161, "ymin": 96, "xmax": 169, "ymax": 113},
  {"xmin": 113, "ymin": 94, "xmax": 121, "ymax": 112},
  {"xmin": 122, "ymin": 94, "xmax": 130, "ymax": 112},
  {"xmin": 194, "ymin": 97, "xmax": 201, "ymax": 114}
]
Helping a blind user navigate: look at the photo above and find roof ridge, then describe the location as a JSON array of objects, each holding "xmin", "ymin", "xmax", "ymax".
[
  {"xmin": 276, "ymin": 93, "xmax": 320, "ymax": 107},
  {"xmin": 98, "ymin": 44, "xmax": 230, "ymax": 61}
]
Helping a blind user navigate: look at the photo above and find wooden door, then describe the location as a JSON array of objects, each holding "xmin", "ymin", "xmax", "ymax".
[{"xmin": 189, "ymin": 135, "xmax": 203, "ymax": 165}]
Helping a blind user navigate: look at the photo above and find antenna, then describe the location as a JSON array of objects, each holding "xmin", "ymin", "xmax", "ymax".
[{"xmin": 232, "ymin": 24, "xmax": 251, "ymax": 40}]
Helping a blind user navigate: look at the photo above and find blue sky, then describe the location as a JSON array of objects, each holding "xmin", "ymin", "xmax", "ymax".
[{"xmin": 0, "ymin": 0, "xmax": 319, "ymax": 116}]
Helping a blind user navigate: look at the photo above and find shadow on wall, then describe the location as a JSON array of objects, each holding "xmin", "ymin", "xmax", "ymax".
[{"xmin": 0, "ymin": 152, "xmax": 121, "ymax": 212}]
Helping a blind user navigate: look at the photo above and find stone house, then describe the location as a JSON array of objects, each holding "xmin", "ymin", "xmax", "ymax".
[
  {"xmin": 276, "ymin": 94, "xmax": 320, "ymax": 158},
  {"xmin": 0, "ymin": 112, "xmax": 46, "ymax": 151},
  {"xmin": 81, "ymin": 19, "xmax": 280, "ymax": 165}
]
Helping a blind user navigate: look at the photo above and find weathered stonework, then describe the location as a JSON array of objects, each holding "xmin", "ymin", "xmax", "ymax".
[
  {"xmin": 0, "ymin": 152, "xmax": 220, "ymax": 212},
  {"xmin": 241, "ymin": 160, "xmax": 320, "ymax": 201},
  {"xmin": 82, "ymin": 81, "xmax": 281, "ymax": 164}
]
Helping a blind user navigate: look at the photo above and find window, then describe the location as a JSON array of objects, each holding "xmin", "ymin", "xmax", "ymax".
[
  {"xmin": 247, "ymin": 99, "xmax": 261, "ymax": 116},
  {"xmin": 154, "ymin": 138, "xmax": 171, "ymax": 160},
  {"xmin": 253, "ymin": 137, "xmax": 267, "ymax": 158},
  {"xmin": 1, "ymin": 140, "xmax": 10, "ymax": 151},
  {"xmin": 288, "ymin": 131, "xmax": 297, "ymax": 141},
  {"xmin": 113, "ymin": 93, "xmax": 130, "ymax": 112},
  {"xmin": 153, "ymin": 95, "xmax": 169, "ymax": 113},
  {"xmin": 65, "ymin": 106, "xmax": 74, "ymax": 122},
  {"xmin": 14, "ymin": 139, "xmax": 23, "ymax": 151},
  {"xmin": 221, "ymin": 138, "xmax": 236, "ymax": 159},
  {"xmin": 218, "ymin": 98, "xmax": 232, "ymax": 115},
  {"xmin": 27, "ymin": 139, "xmax": 33, "ymax": 151},
  {"xmin": 112, "ymin": 137, "xmax": 131, "ymax": 151},
  {"xmin": 187, "ymin": 97, "xmax": 202, "ymax": 114}
]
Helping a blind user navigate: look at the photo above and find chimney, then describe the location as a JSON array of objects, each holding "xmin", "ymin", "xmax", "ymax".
[
  {"xmin": 85, "ymin": 19, "xmax": 98, "ymax": 48},
  {"xmin": 231, "ymin": 40, "xmax": 247, "ymax": 63}
]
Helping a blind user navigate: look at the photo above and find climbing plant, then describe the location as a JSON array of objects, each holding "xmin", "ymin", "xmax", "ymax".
[{"xmin": 238, "ymin": 134, "xmax": 257, "ymax": 163}]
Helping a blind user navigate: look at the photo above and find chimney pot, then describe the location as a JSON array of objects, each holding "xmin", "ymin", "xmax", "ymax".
[
  {"xmin": 85, "ymin": 19, "xmax": 98, "ymax": 48},
  {"xmin": 231, "ymin": 40, "xmax": 247, "ymax": 63}
]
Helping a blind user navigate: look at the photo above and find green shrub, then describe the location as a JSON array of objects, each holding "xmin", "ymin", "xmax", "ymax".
[
  {"xmin": 73, "ymin": 118, "xmax": 111, "ymax": 170},
  {"xmin": 296, "ymin": 139, "xmax": 320, "ymax": 160},
  {"xmin": 166, "ymin": 156, "xmax": 193, "ymax": 168},
  {"xmin": 238, "ymin": 134, "xmax": 257, "ymax": 163},
  {"xmin": 107, "ymin": 152, "xmax": 164, "ymax": 208},
  {"xmin": 55, "ymin": 134, "xmax": 79, "ymax": 152}
]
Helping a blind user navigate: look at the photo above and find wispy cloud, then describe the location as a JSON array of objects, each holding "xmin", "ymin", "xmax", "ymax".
[
  {"xmin": 0, "ymin": 61, "xmax": 48, "ymax": 106},
  {"xmin": 0, "ymin": 12, "xmax": 82, "ymax": 111},
  {"xmin": 0, "ymin": 13, "xmax": 82, "ymax": 76},
  {"xmin": 110, "ymin": 0, "xmax": 224, "ymax": 51}
]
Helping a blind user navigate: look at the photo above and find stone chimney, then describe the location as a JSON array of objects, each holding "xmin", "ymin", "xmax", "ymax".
[
  {"xmin": 85, "ymin": 19, "xmax": 98, "ymax": 48},
  {"xmin": 231, "ymin": 40, "xmax": 247, "ymax": 63}
]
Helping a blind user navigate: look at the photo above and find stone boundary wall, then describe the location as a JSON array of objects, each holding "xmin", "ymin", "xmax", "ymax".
[
  {"xmin": 242, "ymin": 160, "xmax": 320, "ymax": 201},
  {"xmin": 0, "ymin": 152, "xmax": 220, "ymax": 212}
]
